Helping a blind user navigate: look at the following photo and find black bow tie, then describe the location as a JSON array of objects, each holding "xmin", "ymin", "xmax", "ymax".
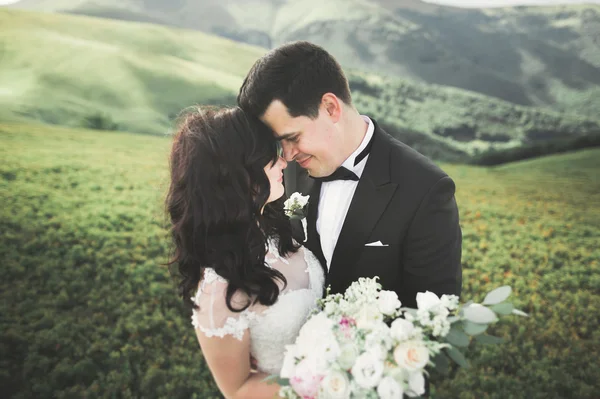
[
  {"xmin": 310, "ymin": 130, "xmax": 374, "ymax": 183},
  {"xmin": 311, "ymin": 166, "xmax": 359, "ymax": 183}
]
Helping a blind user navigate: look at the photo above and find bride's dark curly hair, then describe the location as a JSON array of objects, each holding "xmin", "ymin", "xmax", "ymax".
[{"xmin": 165, "ymin": 106, "xmax": 298, "ymax": 312}]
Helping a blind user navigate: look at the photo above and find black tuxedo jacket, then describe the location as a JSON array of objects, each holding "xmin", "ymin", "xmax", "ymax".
[{"xmin": 284, "ymin": 120, "xmax": 462, "ymax": 308}]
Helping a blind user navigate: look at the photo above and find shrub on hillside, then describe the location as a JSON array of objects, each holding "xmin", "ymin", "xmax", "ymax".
[
  {"xmin": 81, "ymin": 113, "xmax": 119, "ymax": 131},
  {"xmin": 470, "ymin": 133, "xmax": 600, "ymax": 166}
]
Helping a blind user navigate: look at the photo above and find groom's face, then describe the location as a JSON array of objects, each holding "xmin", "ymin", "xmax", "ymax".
[{"xmin": 261, "ymin": 99, "xmax": 342, "ymax": 177}]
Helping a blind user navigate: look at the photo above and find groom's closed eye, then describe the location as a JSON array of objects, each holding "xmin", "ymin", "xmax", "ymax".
[{"xmin": 278, "ymin": 132, "xmax": 301, "ymax": 143}]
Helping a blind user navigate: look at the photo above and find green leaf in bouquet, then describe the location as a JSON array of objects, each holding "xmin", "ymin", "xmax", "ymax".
[
  {"xmin": 462, "ymin": 320, "xmax": 488, "ymax": 336},
  {"xmin": 446, "ymin": 326, "xmax": 470, "ymax": 347},
  {"xmin": 475, "ymin": 334, "xmax": 505, "ymax": 345},
  {"xmin": 512, "ymin": 308, "xmax": 529, "ymax": 317},
  {"xmin": 490, "ymin": 302, "xmax": 514, "ymax": 315},
  {"xmin": 262, "ymin": 375, "xmax": 289, "ymax": 385},
  {"xmin": 483, "ymin": 286, "xmax": 512, "ymax": 305},
  {"xmin": 464, "ymin": 304, "xmax": 498, "ymax": 324},
  {"xmin": 433, "ymin": 351, "xmax": 451, "ymax": 375},
  {"xmin": 446, "ymin": 346, "xmax": 470, "ymax": 368}
]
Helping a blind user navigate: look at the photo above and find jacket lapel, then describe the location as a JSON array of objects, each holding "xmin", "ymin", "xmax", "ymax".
[
  {"xmin": 327, "ymin": 125, "xmax": 398, "ymax": 289},
  {"xmin": 290, "ymin": 163, "xmax": 327, "ymax": 275}
]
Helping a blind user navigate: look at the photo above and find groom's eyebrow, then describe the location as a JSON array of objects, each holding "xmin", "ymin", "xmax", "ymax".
[{"xmin": 276, "ymin": 132, "xmax": 300, "ymax": 141}]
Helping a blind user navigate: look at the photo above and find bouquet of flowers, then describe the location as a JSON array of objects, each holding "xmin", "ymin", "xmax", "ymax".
[{"xmin": 274, "ymin": 277, "xmax": 527, "ymax": 399}]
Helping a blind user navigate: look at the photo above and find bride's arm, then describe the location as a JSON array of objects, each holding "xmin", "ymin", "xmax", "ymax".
[{"xmin": 196, "ymin": 329, "xmax": 280, "ymax": 399}]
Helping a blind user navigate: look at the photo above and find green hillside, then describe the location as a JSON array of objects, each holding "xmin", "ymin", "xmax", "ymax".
[
  {"xmin": 349, "ymin": 70, "xmax": 600, "ymax": 158},
  {"xmin": 10, "ymin": 0, "xmax": 600, "ymax": 118},
  {"xmin": 1, "ymin": 8, "xmax": 598, "ymax": 162},
  {"xmin": 1, "ymin": 122, "xmax": 599, "ymax": 398},
  {"xmin": 0, "ymin": 8, "xmax": 263, "ymax": 134}
]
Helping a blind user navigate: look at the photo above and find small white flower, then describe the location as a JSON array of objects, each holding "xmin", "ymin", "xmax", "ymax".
[
  {"xmin": 416, "ymin": 291, "xmax": 441, "ymax": 312},
  {"xmin": 377, "ymin": 376, "xmax": 404, "ymax": 399},
  {"xmin": 351, "ymin": 351, "xmax": 384, "ymax": 389},
  {"xmin": 377, "ymin": 290, "xmax": 401, "ymax": 316},
  {"xmin": 393, "ymin": 341, "xmax": 429, "ymax": 371},
  {"xmin": 390, "ymin": 318, "xmax": 416, "ymax": 342},
  {"xmin": 406, "ymin": 371, "xmax": 426, "ymax": 397},
  {"xmin": 319, "ymin": 370, "xmax": 351, "ymax": 399},
  {"xmin": 441, "ymin": 294, "xmax": 460, "ymax": 311}
]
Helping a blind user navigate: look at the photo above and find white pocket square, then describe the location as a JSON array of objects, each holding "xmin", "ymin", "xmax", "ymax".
[{"xmin": 365, "ymin": 241, "xmax": 388, "ymax": 247}]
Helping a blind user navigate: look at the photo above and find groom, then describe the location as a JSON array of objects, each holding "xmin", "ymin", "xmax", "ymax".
[{"xmin": 238, "ymin": 41, "xmax": 462, "ymax": 307}]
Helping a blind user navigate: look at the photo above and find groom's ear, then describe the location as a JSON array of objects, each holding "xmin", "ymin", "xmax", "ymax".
[{"xmin": 321, "ymin": 93, "xmax": 342, "ymax": 123}]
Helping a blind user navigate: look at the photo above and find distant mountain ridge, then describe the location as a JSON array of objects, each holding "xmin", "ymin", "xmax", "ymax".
[
  {"xmin": 8, "ymin": 0, "xmax": 600, "ymax": 118},
  {"xmin": 1, "ymin": 8, "xmax": 598, "ymax": 164}
]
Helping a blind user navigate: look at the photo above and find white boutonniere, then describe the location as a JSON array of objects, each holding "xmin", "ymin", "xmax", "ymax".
[{"xmin": 283, "ymin": 192, "xmax": 309, "ymax": 242}]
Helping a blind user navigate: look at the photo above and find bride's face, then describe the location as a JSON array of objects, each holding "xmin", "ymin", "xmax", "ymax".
[{"xmin": 264, "ymin": 155, "xmax": 287, "ymax": 204}]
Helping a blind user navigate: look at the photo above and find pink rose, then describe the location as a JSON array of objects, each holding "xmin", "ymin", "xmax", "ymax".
[{"xmin": 290, "ymin": 359, "xmax": 324, "ymax": 399}]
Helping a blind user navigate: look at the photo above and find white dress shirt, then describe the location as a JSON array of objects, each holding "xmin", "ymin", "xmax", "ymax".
[{"xmin": 317, "ymin": 115, "xmax": 374, "ymax": 270}]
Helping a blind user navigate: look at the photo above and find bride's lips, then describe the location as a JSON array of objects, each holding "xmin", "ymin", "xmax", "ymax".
[{"xmin": 297, "ymin": 156, "xmax": 312, "ymax": 168}]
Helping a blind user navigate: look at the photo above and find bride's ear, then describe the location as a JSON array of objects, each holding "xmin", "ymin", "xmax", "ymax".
[{"xmin": 321, "ymin": 93, "xmax": 342, "ymax": 123}]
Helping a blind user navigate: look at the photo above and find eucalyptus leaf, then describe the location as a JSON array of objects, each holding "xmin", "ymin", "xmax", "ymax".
[
  {"xmin": 463, "ymin": 320, "xmax": 488, "ymax": 335},
  {"xmin": 475, "ymin": 334, "xmax": 505, "ymax": 345},
  {"xmin": 512, "ymin": 309, "xmax": 529, "ymax": 317},
  {"xmin": 483, "ymin": 286, "xmax": 512, "ymax": 305},
  {"xmin": 464, "ymin": 304, "xmax": 498, "ymax": 324},
  {"xmin": 448, "ymin": 315, "xmax": 461, "ymax": 324},
  {"xmin": 446, "ymin": 346, "xmax": 470, "ymax": 368},
  {"xmin": 490, "ymin": 302, "xmax": 514, "ymax": 315},
  {"xmin": 433, "ymin": 351, "xmax": 450, "ymax": 375},
  {"xmin": 262, "ymin": 375, "xmax": 289, "ymax": 385},
  {"xmin": 446, "ymin": 326, "xmax": 470, "ymax": 347}
]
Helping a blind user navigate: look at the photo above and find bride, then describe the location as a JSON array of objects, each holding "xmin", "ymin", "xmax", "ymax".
[{"xmin": 165, "ymin": 106, "xmax": 325, "ymax": 398}]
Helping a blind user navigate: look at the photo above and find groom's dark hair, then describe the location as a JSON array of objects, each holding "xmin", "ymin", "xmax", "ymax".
[{"xmin": 238, "ymin": 41, "xmax": 353, "ymax": 119}]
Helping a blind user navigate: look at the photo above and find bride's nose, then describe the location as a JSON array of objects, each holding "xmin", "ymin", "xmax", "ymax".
[{"xmin": 278, "ymin": 156, "xmax": 288, "ymax": 169}]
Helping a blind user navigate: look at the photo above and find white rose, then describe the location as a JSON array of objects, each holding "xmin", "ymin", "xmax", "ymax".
[
  {"xmin": 355, "ymin": 304, "xmax": 383, "ymax": 330},
  {"xmin": 296, "ymin": 313, "xmax": 333, "ymax": 349},
  {"xmin": 280, "ymin": 345, "xmax": 297, "ymax": 379},
  {"xmin": 406, "ymin": 371, "xmax": 426, "ymax": 397},
  {"xmin": 390, "ymin": 318, "xmax": 415, "ymax": 342},
  {"xmin": 377, "ymin": 376, "xmax": 404, "ymax": 399},
  {"xmin": 337, "ymin": 344, "xmax": 359, "ymax": 370},
  {"xmin": 377, "ymin": 291, "xmax": 402, "ymax": 316},
  {"xmin": 416, "ymin": 291, "xmax": 441, "ymax": 312},
  {"xmin": 319, "ymin": 370, "xmax": 350, "ymax": 399},
  {"xmin": 295, "ymin": 314, "xmax": 339, "ymax": 373},
  {"xmin": 393, "ymin": 341, "xmax": 429, "ymax": 371},
  {"xmin": 351, "ymin": 351, "xmax": 384, "ymax": 389}
]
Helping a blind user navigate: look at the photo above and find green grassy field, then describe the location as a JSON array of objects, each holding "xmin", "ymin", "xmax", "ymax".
[{"xmin": 1, "ymin": 122, "xmax": 599, "ymax": 398}]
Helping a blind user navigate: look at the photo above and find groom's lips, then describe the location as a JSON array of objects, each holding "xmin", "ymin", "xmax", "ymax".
[{"xmin": 297, "ymin": 156, "xmax": 312, "ymax": 168}]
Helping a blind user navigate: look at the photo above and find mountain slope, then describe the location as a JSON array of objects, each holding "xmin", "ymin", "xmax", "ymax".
[
  {"xmin": 0, "ymin": 8, "xmax": 263, "ymax": 134},
  {"xmin": 1, "ymin": 8, "xmax": 598, "ymax": 162},
  {"xmin": 9, "ymin": 0, "xmax": 600, "ymax": 118}
]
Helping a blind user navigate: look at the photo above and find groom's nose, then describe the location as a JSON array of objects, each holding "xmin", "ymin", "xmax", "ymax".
[{"xmin": 282, "ymin": 142, "xmax": 297, "ymax": 162}]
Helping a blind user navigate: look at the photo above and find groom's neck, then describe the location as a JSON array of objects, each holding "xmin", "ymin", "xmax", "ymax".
[{"xmin": 338, "ymin": 110, "xmax": 369, "ymax": 162}]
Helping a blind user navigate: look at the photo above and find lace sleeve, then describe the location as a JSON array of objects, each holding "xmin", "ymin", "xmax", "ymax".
[{"xmin": 191, "ymin": 269, "xmax": 257, "ymax": 341}]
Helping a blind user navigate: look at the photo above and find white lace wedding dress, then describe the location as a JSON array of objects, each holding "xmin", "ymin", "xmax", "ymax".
[{"xmin": 191, "ymin": 239, "xmax": 325, "ymax": 375}]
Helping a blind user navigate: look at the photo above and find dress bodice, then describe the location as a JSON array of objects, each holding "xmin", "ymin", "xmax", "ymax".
[{"xmin": 191, "ymin": 239, "xmax": 325, "ymax": 375}]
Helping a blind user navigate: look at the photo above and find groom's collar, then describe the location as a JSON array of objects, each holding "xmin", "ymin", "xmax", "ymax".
[
  {"xmin": 362, "ymin": 118, "xmax": 393, "ymax": 187},
  {"xmin": 339, "ymin": 115, "xmax": 374, "ymax": 179}
]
